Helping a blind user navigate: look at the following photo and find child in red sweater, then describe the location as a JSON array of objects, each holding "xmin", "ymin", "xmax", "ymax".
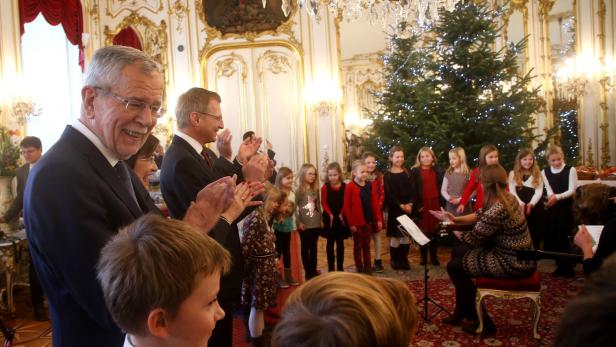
[{"xmin": 343, "ymin": 160, "xmax": 383, "ymax": 274}]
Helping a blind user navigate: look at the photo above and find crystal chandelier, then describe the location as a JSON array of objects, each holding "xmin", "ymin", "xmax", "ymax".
[{"xmin": 271, "ymin": 0, "xmax": 459, "ymax": 34}]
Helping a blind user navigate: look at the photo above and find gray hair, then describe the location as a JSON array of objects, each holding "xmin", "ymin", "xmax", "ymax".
[
  {"xmin": 175, "ymin": 87, "xmax": 221, "ymax": 129},
  {"xmin": 84, "ymin": 45, "xmax": 162, "ymax": 89}
]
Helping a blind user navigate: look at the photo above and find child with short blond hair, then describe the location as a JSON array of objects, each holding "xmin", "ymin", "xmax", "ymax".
[{"xmin": 343, "ymin": 160, "xmax": 383, "ymax": 274}]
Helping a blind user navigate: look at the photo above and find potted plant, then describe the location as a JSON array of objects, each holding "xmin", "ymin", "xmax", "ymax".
[
  {"xmin": 0, "ymin": 127, "xmax": 21, "ymax": 177},
  {"xmin": 0, "ymin": 127, "xmax": 21, "ymax": 215}
]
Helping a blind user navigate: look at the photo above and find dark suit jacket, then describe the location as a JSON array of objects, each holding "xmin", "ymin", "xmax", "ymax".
[
  {"xmin": 24, "ymin": 126, "xmax": 159, "ymax": 347},
  {"xmin": 3, "ymin": 163, "xmax": 29, "ymax": 222},
  {"xmin": 160, "ymin": 134, "xmax": 245, "ymax": 300}
]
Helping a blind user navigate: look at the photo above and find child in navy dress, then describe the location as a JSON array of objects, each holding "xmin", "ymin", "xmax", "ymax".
[{"xmin": 321, "ymin": 162, "xmax": 350, "ymax": 271}]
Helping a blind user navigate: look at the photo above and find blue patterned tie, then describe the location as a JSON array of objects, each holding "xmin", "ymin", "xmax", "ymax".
[{"xmin": 114, "ymin": 161, "xmax": 139, "ymax": 208}]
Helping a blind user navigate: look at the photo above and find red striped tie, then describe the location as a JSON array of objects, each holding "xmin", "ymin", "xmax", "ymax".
[{"xmin": 201, "ymin": 148, "xmax": 212, "ymax": 168}]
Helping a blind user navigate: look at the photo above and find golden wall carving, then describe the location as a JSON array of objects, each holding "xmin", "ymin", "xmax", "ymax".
[
  {"xmin": 105, "ymin": 0, "xmax": 163, "ymax": 19},
  {"xmin": 167, "ymin": 0, "xmax": 190, "ymax": 34},
  {"xmin": 597, "ymin": 0, "xmax": 609, "ymax": 167},
  {"xmin": 258, "ymin": 50, "xmax": 291, "ymax": 76},
  {"xmin": 215, "ymin": 52, "xmax": 247, "ymax": 80}
]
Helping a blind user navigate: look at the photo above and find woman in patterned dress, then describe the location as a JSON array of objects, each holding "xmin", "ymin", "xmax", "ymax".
[
  {"xmin": 443, "ymin": 164, "xmax": 536, "ymax": 335},
  {"xmin": 241, "ymin": 185, "xmax": 287, "ymax": 345}
]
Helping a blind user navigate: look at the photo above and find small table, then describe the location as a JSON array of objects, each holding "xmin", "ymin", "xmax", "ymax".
[{"xmin": 0, "ymin": 229, "xmax": 29, "ymax": 315}]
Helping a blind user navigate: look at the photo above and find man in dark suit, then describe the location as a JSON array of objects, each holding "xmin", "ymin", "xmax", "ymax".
[
  {"xmin": 23, "ymin": 46, "xmax": 242, "ymax": 347},
  {"xmin": 0, "ymin": 136, "xmax": 46, "ymax": 320},
  {"xmin": 160, "ymin": 87, "xmax": 268, "ymax": 347}
]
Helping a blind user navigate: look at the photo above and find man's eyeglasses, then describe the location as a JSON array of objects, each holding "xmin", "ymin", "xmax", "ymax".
[
  {"xmin": 94, "ymin": 87, "xmax": 165, "ymax": 118},
  {"xmin": 194, "ymin": 111, "xmax": 223, "ymax": 122}
]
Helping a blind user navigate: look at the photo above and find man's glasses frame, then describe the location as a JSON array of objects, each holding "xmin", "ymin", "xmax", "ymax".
[
  {"xmin": 193, "ymin": 111, "xmax": 223, "ymax": 122},
  {"xmin": 93, "ymin": 87, "xmax": 165, "ymax": 118}
]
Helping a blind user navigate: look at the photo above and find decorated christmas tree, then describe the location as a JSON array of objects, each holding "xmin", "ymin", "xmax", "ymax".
[{"xmin": 365, "ymin": 1, "xmax": 543, "ymax": 169}]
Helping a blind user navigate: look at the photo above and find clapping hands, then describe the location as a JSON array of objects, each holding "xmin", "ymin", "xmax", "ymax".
[
  {"xmin": 237, "ymin": 136, "xmax": 262, "ymax": 165},
  {"xmin": 242, "ymin": 153, "xmax": 269, "ymax": 183},
  {"xmin": 429, "ymin": 208, "xmax": 455, "ymax": 223},
  {"xmin": 216, "ymin": 129, "xmax": 233, "ymax": 160}
]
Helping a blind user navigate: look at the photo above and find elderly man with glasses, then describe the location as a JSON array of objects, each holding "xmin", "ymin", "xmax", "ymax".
[{"xmin": 23, "ymin": 46, "xmax": 261, "ymax": 347}]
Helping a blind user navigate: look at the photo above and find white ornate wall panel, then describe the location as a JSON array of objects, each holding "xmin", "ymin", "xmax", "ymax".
[
  {"xmin": 341, "ymin": 53, "xmax": 384, "ymax": 132},
  {"xmin": 205, "ymin": 45, "xmax": 304, "ymax": 172}
]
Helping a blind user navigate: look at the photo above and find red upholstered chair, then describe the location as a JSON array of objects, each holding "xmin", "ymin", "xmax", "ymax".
[{"xmin": 473, "ymin": 271, "xmax": 541, "ymax": 339}]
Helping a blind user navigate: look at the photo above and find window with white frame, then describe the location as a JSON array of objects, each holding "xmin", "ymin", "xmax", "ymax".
[{"xmin": 20, "ymin": 14, "xmax": 82, "ymax": 151}]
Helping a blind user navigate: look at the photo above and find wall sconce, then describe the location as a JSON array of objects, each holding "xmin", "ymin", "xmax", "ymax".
[
  {"xmin": 553, "ymin": 57, "xmax": 591, "ymax": 99},
  {"xmin": 553, "ymin": 55, "xmax": 615, "ymax": 99},
  {"xmin": 9, "ymin": 97, "xmax": 42, "ymax": 126},
  {"xmin": 305, "ymin": 75, "xmax": 342, "ymax": 117},
  {"xmin": 344, "ymin": 110, "xmax": 373, "ymax": 133}
]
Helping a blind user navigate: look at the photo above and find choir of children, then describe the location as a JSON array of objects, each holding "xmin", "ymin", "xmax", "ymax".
[{"xmin": 252, "ymin": 143, "xmax": 578, "ymax": 280}]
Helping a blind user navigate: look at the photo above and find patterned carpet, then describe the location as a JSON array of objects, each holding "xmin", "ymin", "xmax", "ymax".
[
  {"xmin": 229, "ymin": 259, "xmax": 584, "ymax": 347},
  {"xmin": 0, "ymin": 238, "xmax": 585, "ymax": 346}
]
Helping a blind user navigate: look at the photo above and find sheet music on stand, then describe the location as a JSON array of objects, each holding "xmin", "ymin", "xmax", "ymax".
[
  {"xmin": 582, "ymin": 225, "xmax": 603, "ymax": 253},
  {"xmin": 396, "ymin": 215, "xmax": 431, "ymax": 246}
]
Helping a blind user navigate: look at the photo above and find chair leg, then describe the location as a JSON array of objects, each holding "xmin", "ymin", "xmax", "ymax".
[
  {"xmin": 475, "ymin": 293, "xmax": 484, "ymax": 334},
  {"xmin": 532, "ymin": 297, "xmax": 541, "ymax": 339}
]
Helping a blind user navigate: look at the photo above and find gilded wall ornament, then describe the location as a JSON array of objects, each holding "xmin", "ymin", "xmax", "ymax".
[
  {"xmin": 262, "ymin": 51, "xmax": 290, "ymax": 75},
  {"xmin": 215, "ymin": 53, "xmax": 247, "ymax": 80},
  {"xmin": 168, "ymin": 0, "xmax": 190, "ymax": 34},
  {"xmin": 105, "ymin": 0, "xmax": 163, "ymax": 18}
]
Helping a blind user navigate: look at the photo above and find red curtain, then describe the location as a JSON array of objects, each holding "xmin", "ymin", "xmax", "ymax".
[
  {"xmin": 19, "ymin": 0, "xmax": 85, "ymax": 69},
  {"xmin": 112, "ymin": 26, "xmax": 143, "ymax": 51}
]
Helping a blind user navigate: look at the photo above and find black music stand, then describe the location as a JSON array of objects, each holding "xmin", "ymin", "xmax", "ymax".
[{"xmin": 397, "ymin": 224, "xmax": 450, "ymax": 322}]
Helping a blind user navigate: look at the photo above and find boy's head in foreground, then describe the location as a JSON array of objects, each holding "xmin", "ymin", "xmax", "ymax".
[
  {"xmin": 97, "ymin": 214, "xmax": 230, "ymax": 346},
  {"xmin": 272, "ymin": 272, "xmax": 418, "ymax": 347}
]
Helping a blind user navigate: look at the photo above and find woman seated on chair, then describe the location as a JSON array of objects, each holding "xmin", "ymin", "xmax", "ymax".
[{"xmin": 441, "ymin": 164, "xmax": 537, "ymax": 335}]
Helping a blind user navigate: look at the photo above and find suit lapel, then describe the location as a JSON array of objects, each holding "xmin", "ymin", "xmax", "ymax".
[
  {"xmin": 172, "ymin": 135, "xmax": 218, "ymax": 179},
  {"xmin": 64, "ymin": 127, "xmax": 143, "ymax": 218}
]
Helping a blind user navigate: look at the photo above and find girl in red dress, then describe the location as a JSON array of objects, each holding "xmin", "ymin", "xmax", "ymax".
[
  {"xmin": 457, "ymin": 144, "xmax": 500, "ymax": 214},
  {"xmin": 410, "ymin": 147, "xmax": 445, "ymax": 265}
]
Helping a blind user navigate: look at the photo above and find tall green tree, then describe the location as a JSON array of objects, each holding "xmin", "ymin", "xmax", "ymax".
[{"xmin": 365, "ymin": 1, "xmax": 543, "ymax": 169}]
